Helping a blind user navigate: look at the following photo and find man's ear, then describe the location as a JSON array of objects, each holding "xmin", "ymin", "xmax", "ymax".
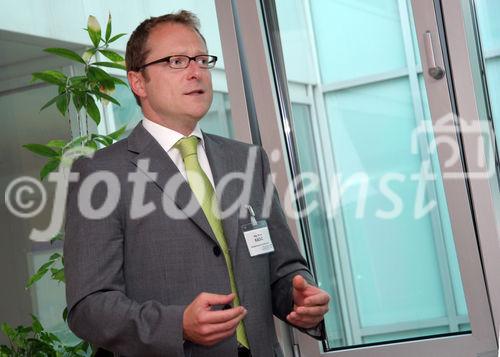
[{"xmin": 127, "ymin": 71, "xmax": 146, "ymax": 99}]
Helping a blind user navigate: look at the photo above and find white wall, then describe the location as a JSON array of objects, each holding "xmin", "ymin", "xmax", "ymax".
[{"xmin": 0, "ymin": 0, "xmax": 226, "ymax": 67}]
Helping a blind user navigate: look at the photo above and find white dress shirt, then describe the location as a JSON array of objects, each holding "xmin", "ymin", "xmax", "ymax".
[{"xmin": 142, "ymin": 117, "xmax": 216, "ymax": 189}]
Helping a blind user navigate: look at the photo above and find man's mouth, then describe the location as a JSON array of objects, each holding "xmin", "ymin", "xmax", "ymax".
[{"xmin": 184, "ymin": 89, "xmax": 205, "ymax": 95}]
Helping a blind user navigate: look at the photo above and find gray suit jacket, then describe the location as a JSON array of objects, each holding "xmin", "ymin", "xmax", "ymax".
[{"xmin": 64, "ymin": 123, "xmax": 315, "ymax": 357}]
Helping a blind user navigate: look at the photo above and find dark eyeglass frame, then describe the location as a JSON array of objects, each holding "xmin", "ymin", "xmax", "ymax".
[{"xmin": 137, "ymin": 54, "xmax": 218, "ymax": 71}]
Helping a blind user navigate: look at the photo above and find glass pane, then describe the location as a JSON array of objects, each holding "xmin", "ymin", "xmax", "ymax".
[
  {"xmin": 275, "ymin": 0, "xmax": 470, "ymax": 350},
  {"xmin": 0, "ymin": 84, "xmax": 73, "ymax": 343},
  {"xmin": 111, "ymin": 78, "xmax": 143, "ymax": 136},
  {"xmin": 30, "ymin": 249, "xmax": 76, "ymax": 344},
  {"xmin": 311, "ymin": 0, "xmax": 407, "ymax": 83}
]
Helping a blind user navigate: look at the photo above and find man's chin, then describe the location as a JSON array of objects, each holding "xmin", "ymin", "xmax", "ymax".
[
  {"xmin": 184, "ymin": 96, "xmax": 212, "ymax": 116},
  {"xmin": 187, "ymin": 107, "xmax": 211, "ymax": 122}
]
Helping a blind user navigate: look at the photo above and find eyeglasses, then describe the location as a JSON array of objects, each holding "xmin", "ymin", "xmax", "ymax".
[{"xmin": 137, "ymin": 54, "xmax": 218, "ymax": 71}]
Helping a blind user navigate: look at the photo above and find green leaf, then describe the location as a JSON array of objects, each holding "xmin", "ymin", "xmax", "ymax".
[
  {"xmin": 50, "ymin": 233, "xmax": 64, "ymax": 244},
  {"xmin": 62, "ymin": 307, "xmax": 68, "ymax": 322},
  {"xmin": 0, "ymin": 345, "xmax": 13, "ymax": 354},
  {"xmin": 30, "ymin": 315, "xmax": 43, "ymax": 334},
  {"xmin": 32, "ymin": 71, "xmax": 67, "ymax": 86},
  {"xmin": 26, "ymin": 258, "xmax": 58, "ymax": 288},
  {"xmin": 39, "ymin": 260, "xmax": 57, "ymax": 271},
  {"xmin": 85, "ymin": 140, "xmax": 98, "ymax": 150},
  {"xmin": 38, "ymin": 333, "xmax": 52, "ymax": 345},
  {"xmin": 92, "ymin": 61, "xmax": 126, "ymax": 70},
  {"xmin": 99, "ymin": 49, "xmax": 124, "ymax": 62},
  {"xmin": 26, "ymin": 267, "xmax": 49, "ymax": 288},
  {"xmin": 87, "ymin": 15, "xmax": 102, "ymax": 48},
  {"xmin": 108, "ymin": 125, "xmax": 127, "ymax": 140},
  {"xmin": 100, "ymin": 137, "xmax": 114, "ymax": 147},
  {"xmin": 40, "ymin": 159, "xmax": 61, "ymax": 181},
  {"xmin": 92, "ymin": 90, "xmax": 120, "ymax": 106},
  {"xmin": 50, "ymin": 268, "xmax": 65, "ymax": 283},
  {"xmin": 81, "ymin": 341, "xmax": 90, "ymax": 353},
  {"xmin": 108, "ymin": 33, "xmax": 127, "ymax": 43},
  {"xmin": 88, "ymin": 66, "xmax": 113, "ymax": 81},
  {"xmin": 111, "ymin": 76, "xmax": 128, "ymax": 86},
  {"xmin": 82, "ymin": 48, "xmax": 97, "ymax": 63},
  {"xmin": 44, "ymin": 48, "xmax": 85, "ymax": 64},
  {"xmin": 55, "ymin": 93, "xmax": 69, "ymax": 116},
  {"xmin": 48, "ymin": 253, "xmax": 61, "ymax": 261},
  {"xmin": 1, "ymin": 323, "xmax": 14, "ymax": 339},
  {"xmin": 84, "ymin": 94, "xmax": 101, "ymax": 125},
  {"xmin": 87, "ymin": 66, "xmax": 115, "ymax": 90},
  {"xmin": 64, "ymin": 340, "xmax": 89, "ymax": 354},
  {"xmin": 66, "ymin": 135, "xmax": 88, "ymax": 148},
  {"xmin": 72, "ymin": 91, "xmax": 87, "ymax": 111},
  {"xmin": 40, "ymin": 93, "xmax": 67, "ymax": 112},
  {"xmin": 46, "ymin": 140, "xmax": 66, "ymax": 148},
  {"xmin": 93, "ymin": 136, "xmax": 112, "ymax": 147},
  {"xmin": 69, "ymin": 75, "xmax": 88, "ymax": 88},
  {"xmin": 45, "ymin": 332, "xmax": 60, "ymax": 343},
  {"xmin": 25, "ymin": 338, "xmax": 56, "ymax": 354},
  {"xmin": 23, "ymin": 144, "xmax": 58, "ymax": 158},
  {"xmin": 105, "ymin": 13, "xmax": 112, "ymax": 42},
  {"xmin": 72, "ymin": 92, "xmax": 86, "ymax": 112},
  {"xmin": 18, "ymin": 326, "xmax": 32, "ymax": 335}
]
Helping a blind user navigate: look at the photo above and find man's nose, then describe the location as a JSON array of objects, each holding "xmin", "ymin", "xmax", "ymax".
[{"xmin": 185, "ymin": 59, "xmax": 201, "ymax": 78}]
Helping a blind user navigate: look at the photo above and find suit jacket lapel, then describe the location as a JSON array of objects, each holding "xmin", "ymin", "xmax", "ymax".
[
  {"xmin": 203, "ymin": 133, "xmax": 242, "ymax": 254},
  {"xmin": 127, "ymin": 123, "xmax": 217, "ymax": 243}
]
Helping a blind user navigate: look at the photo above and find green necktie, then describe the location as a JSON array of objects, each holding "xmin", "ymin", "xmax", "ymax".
[{"xmin": 174, "ymin": 136, "xmax": 249, "ymax": 349}]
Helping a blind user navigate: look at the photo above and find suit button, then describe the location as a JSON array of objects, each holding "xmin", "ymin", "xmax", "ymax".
[
  {"xmin": 223, "ymin": 304, "xmax": 232, "ymax": 310},
  {"xmin": 213, "ymin": 246, "xmax": 221, "ymax": 256}
]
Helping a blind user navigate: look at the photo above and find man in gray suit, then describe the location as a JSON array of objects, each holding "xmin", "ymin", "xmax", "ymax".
[{"xmin": 64, "ymin": 10, "xmax": 329, "ymax": 357}]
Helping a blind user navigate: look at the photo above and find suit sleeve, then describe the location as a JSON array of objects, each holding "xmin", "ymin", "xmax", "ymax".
[
  {"xmin": 258, "ymin": 147, "xmax": 326, "ymax": 340},
  {"xmin": 64, "ymin": 157, "xmax": 185, "ymax": 357}
]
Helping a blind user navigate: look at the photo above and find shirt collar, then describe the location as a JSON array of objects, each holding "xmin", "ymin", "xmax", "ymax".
[{"xmin": 142, "ymin": 116, "xmax": 205, "ymax": 153}]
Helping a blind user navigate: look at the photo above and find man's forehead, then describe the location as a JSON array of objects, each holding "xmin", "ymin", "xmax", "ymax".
[{"xmin": 146, "ymin": 23, "xmax": 207, "ymax": 52}]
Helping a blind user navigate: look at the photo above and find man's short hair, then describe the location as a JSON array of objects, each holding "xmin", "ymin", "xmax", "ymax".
[{"xmin": 125, "ymin": 10, "xmax": 207, "ymax": 106}]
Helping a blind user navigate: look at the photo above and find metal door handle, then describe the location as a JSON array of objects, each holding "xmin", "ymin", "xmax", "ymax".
[{"xmin": 424, "ymin": 31, "xmax": 445, "ymax": 80}]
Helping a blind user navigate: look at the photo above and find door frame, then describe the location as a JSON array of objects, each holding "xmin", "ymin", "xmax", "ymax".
[{"xmin": 438, "ymin": 0, "xmax": 500, "ymax": 336}]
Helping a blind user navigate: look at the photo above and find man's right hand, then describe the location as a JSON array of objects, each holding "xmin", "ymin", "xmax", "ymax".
[{"xmin": 183, "ymin": 292, "xmax": 247, "ymax": 346}]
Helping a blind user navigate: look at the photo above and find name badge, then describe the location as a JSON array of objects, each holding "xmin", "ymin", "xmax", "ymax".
[{"xmin": 241, "ymin": 205, "xmax": 274, "ymax": 257}]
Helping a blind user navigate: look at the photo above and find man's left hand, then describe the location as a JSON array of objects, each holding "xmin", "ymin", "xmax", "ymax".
[{"xmin": 286, "ymin": 275, "xmax": 330, "ymax": 329}]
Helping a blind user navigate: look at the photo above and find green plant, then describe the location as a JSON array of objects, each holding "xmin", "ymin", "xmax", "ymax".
[
  {"xmin": 1, "ymin": 14, "xmax": 128, "ymax": 356},
  {"xmin": 24, "ymin": 13, "xmax": 128, "ymax": 180},
  {"xmin": 0, "ymin": 316, "xmax": 89, "ymax": 357}
]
